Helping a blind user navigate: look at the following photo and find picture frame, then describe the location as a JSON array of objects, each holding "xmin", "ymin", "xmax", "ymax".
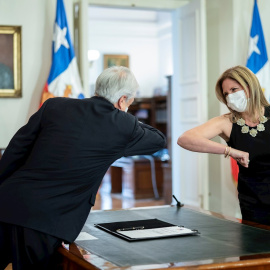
[
  {"xmin": 0, "ymin": 25, "xmax": 22, "ymax": 98},
  {"xmin": 104, "ymin": 54, "xmax": 129, "ymax": 69}
]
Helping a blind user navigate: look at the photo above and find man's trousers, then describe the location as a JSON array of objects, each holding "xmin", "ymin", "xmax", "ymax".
[{"xmin": 0, "ymin": 222, "xmax": 62, "ymax": 270}]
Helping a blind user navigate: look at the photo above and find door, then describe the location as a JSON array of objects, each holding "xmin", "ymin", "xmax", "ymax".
[{"xmin": 171, "ymin": 0, "xmax": 208, "ymax": 208}]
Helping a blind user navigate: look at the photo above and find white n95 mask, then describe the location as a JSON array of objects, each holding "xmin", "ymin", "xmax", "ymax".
[{"xmin": 226, "ymin": 90, "xmax": 248, "ymax": 112}]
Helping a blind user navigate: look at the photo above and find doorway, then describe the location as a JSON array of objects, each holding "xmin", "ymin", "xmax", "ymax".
[
  {"xmin": 82, "ymin": 1, "xmax": 210, "ymax": 210},
  {"xmin": 87, "ymin": 6, "xmax": 173, "ymax": 98}
]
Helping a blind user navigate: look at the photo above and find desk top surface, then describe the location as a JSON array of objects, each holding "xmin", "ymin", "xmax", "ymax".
[{"xmin": 74, "ymin": 205, "xmax": 270, "ymax": 269}]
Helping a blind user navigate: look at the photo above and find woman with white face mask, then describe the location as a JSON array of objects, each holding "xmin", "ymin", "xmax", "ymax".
[{"xmin": 178, "ymin": 65, "xmax": 270, "ymax": 226}]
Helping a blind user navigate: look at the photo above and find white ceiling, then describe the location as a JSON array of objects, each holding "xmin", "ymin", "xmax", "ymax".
[
  {"xmin": 89, "ymin": 7, "xmax": 158, "ymax": 22},
  {"xmin": 88, "ymin": 6, "xmax": 171, "ymax": 23}
]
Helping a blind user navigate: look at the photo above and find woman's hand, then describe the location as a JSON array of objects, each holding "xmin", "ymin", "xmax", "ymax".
[{"xmin": 230, "ymin": 148, "xmax": 249, "ymax": 168}]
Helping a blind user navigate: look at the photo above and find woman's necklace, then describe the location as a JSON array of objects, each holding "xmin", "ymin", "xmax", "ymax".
[{"xmin": 237, "ymin": 115, "xmax": 268, "ymax": 137}]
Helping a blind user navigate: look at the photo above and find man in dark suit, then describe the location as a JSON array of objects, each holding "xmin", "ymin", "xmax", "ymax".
[{"xmin": 0, "ymin": 66, "xmax": 166, "ymax": 270}]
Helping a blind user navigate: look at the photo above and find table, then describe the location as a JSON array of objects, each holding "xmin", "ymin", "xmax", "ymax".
[{"xmin": 57, "ymin": 205, "xmax": 270, "ymax": 270}]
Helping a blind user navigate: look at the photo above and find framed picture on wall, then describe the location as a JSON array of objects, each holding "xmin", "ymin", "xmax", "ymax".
[
  {"xmin": 0, "ymin": 25, "xmax": 22, "ymax": 98},
  {"xmin": 104, "ymin": 54, "xmax": 129, "ymax": 69}
]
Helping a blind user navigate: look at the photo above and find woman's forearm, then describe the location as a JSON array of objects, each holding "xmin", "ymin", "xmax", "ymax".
[
  {"xmin": 178, "ymin": 132, "xmax": 249, "ymax": 167},
  {"xmin": 177, "ymin": 133, "xmax": 226, "ymax": 155}
]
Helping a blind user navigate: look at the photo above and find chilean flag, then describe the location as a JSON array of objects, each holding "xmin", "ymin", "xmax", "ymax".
[
  {"xmin": 231, "ymin": 0, "xmax": 269, "ymax": 183},
  {"xmin": 246, "ymin": 0, "xmax": 270, "ymax": 101},
  {"xmin": 40, "ymin": 0, "xmax": 84, "ymax": 105}
]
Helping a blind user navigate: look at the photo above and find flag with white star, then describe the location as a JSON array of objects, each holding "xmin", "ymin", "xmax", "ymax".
[
  {"xmin": 246, "ymin": 0, "xmax": 270, "ymax": 101},
  {"xmin": 40, "ymin": 0, "xmax": 84, "ymax": 105},
  {"xmin": 232, "ymin": 0, "xmax": 270, "ymax": 184}
]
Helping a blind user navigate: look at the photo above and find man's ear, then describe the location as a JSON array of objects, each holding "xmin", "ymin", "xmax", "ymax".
[{"xmin": 117, "ymin": 95, "xmax": 127, "ymax": 111}]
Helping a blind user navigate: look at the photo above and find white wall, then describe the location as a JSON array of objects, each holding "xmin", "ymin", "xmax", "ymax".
[
  {"xmin": 157, "ymin": 12, "xmax": 173, "ymax": 94},
  {"xmin": 0, "ymin": 0, "xmax": 74, "ymax": 148},
  {"xmin": 206, "ymin": 0, "xmax": 223, "ymax": 214},
  {"xmin": 88, "ymin": 7, "xmax": 172, "ymax": 97},
  {"xmin": 217, "ymin": 0, "xmax": 241, "ymax": 218}
]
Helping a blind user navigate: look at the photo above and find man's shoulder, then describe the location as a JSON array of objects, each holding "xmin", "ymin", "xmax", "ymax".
[
  {"xmin": 110, "ymin": 110, "xmax": 137, "ymax": 135},
  {"xmin": 45, "ymin": 97, "xmax": 90, "ymax": 107},
  {"xmin": 118, "ymin": 110, "xmax": 137, "ymax": 123},
  {"xmin": 47, "ymin": 97, "xmax": 81, "ymax": 103}
]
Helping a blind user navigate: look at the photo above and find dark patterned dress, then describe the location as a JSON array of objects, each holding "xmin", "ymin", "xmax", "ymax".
[{"xmin": 228, "ymin": 107, "xmax": 270, "ymax": 225}]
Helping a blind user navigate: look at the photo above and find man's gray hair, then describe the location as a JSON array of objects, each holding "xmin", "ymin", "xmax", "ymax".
[{"xmin": 95, "ymin": 66, "xmax": 139, "ymax": 104}]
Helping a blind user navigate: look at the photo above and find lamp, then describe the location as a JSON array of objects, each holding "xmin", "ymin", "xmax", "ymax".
[{"xmin": 88, "ymin": 49, "xmax": 100, "ymax": 67}]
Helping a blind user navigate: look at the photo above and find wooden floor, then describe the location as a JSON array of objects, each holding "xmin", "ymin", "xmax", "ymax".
[
  {"xmin": 93, "ymin": 192, "xmax": 165, "ymax": 210},
  {"xmin": 92, "ymin": 170, "xmax": 165, "ymax": 210},
  {"xmin": 4, "ymin": 176, "xmax": 166, "ymax": 270}
]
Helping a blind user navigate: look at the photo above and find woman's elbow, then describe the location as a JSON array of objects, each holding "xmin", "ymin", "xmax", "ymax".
[{"xmin": 177, "ymin": 134, "xmax": 188, "ymax": 148}]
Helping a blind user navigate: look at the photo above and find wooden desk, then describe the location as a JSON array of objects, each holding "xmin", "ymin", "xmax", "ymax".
[{"xmin": 57, "ymin": 205, "xmax": 270, "ymax": 270}]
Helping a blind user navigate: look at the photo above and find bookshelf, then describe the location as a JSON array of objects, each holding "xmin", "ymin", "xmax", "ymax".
[{"xmin": 128, "ymin": 95, "xmax": 167, "ymax": 140}]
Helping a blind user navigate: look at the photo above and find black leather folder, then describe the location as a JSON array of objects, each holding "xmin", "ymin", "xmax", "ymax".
[{"xmin": 94, "ymin": 218, "xmax": 199, "ymax": 241}]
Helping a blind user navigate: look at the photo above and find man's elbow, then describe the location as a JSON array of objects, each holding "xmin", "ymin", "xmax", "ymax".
[
  {"xmin": 162, "ymin": 141, "xmax": 166, "ymax": 149},
  {"xmin": 157, "ymin": 131, "xmax": 166, "ymax": 148},
  {"xmin": 162, "ymin": 135, "xmax": 167, "ymax": 148}
]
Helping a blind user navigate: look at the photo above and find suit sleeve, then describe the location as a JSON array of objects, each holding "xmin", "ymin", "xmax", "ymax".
[
  {"xmin": 124, "ymin": 120, "xmax": 166, "ymax": 157},
  {"xmin": 0, "ymin": 100, "xmax": 49, "ymax": 184}
]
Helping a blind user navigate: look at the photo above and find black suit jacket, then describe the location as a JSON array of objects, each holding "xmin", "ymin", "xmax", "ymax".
[{"xmin": 0, "ymin": 96, "xmax": 166, "ymax": 242}]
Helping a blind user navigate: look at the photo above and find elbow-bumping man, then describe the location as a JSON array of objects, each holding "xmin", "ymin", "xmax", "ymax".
[{"xmin": 0, "ymin": 66, "xmax": 166, "ymax": 270}]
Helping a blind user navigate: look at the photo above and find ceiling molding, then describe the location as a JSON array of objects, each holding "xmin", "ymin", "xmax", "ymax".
[{"xmin": 87, "ymin": 0, "xmax": 190, "ymax": 10}]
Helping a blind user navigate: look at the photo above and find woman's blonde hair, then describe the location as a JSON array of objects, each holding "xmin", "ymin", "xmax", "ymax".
[{"xmin": 215, "ymin": 65, "xmax": 269, "ymax": 122}]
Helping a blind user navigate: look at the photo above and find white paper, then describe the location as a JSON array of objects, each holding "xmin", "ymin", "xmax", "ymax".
[
  {"xmin": 117, "ymin": 226, "xmax": 195, "ymax": 239},
  {"xmin": 75, "ymin": 232, "xmax": 98, "ymax": 241}
]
